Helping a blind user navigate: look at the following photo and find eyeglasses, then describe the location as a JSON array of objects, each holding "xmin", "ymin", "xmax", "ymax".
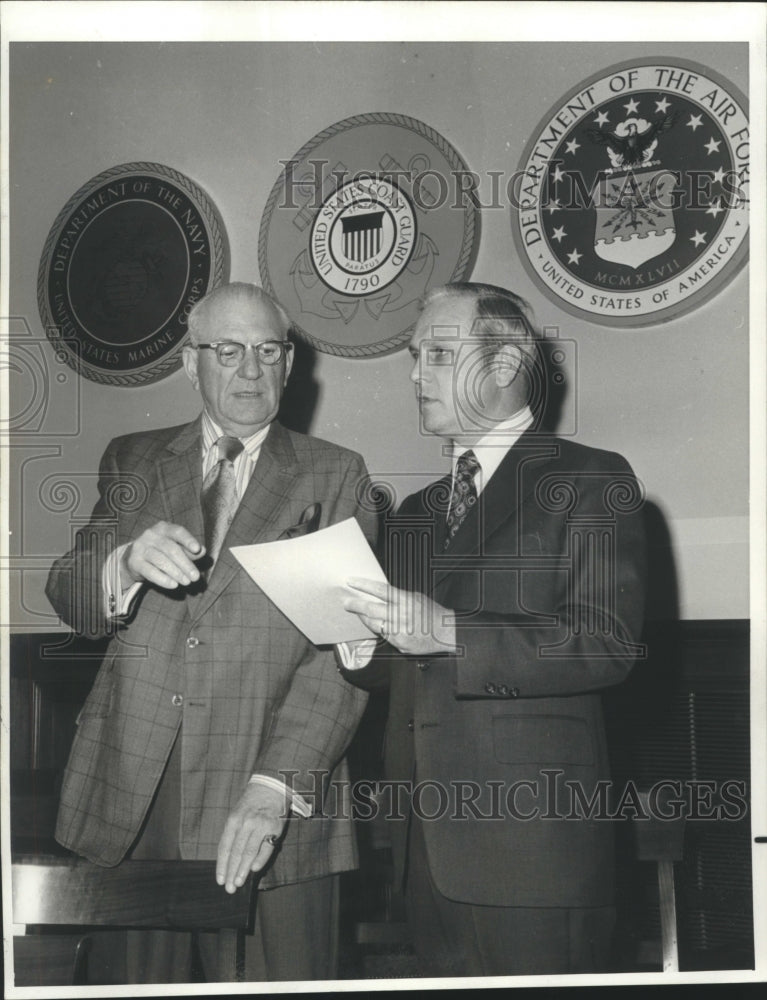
[{"xmin": 195, "ymin": 341, "xmax": 293, "ymax": 367}]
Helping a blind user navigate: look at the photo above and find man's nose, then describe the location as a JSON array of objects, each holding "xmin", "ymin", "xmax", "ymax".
[
  {"xmin": 409, "ymin": 356, "xmax": 423, "ymax": 384},
  {"xmin": 237, "ymin": 345, "xmax": 263, "ymax": 379}
]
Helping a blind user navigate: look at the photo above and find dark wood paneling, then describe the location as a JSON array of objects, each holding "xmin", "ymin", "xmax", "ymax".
[
  {"xmin": 605, "ymin": 619, "xmax": 753, "ymax": 971},
  {"xmin": 10, "ymin": 632, "xmax": 105, "ymax": 852},
  {"xmin": 10, "ymin": 623, "xmax": 755, "ymax": 974},
  {"xmin": 13, "ymin": 935, "xmax": 91, "ymax": 988}
]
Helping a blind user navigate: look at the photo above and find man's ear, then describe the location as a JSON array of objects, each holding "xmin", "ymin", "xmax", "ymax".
[
  {"xmin": 283, "ymin": 342, "xmax": 295, "ymax": 385},
  {"xmin": 182, "ymin": 343, "xmax": 199, "ymax": 390},
  {"xmin": 495, "ymin": 344, "xmax": 523, "ymax": 388}
]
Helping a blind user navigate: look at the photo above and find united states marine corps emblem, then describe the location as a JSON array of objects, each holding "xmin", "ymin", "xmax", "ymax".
[
  {"xmin": 38, "ymin": 162, "xmax": 227, "ymax": 385},
  {"xmin": 511, "ymin": 60, "xmax": 748, "ymax": 326},
  {"xmin": 259, "ymin": 113, "xmax": 479, "ymax": 357}
]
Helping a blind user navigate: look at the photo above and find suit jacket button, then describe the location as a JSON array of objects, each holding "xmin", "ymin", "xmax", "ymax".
[
  {"xmin": 407, "ymin": 718, "xmax": 415, "ymax": 731},
  {"xmin": 498, "ymin": 684, "xmax": 509, "ymax": 696},
  {"xmin": 510, "ymin": 687, "xmax": 520, "ymax": 698},
  {"xmin": 186, "ymin": 636, "xmax": 199, "ymax": 648},
  {"xmin": 172, "ymin": 693, "xmax": 184, "ymax": 707},
  {"xmin": 417, "ymin": 660, "xmax": 429, "ymax": 671},
  {"xmin": 484, "ymin": 682, "xmax": 496, "ymax": 695}
]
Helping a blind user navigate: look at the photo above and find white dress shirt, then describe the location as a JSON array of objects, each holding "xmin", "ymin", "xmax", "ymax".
[{"xmin": 450, "ymin": 405, "xmax": 535, "ymax": 506}]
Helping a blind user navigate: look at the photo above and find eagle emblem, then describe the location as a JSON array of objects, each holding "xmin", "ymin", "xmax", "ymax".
[
  {"xmin": 586, "ymin": 112, "xmax": 679, "ymax": 169},
  {"xmin": 511, "ymin": 60, "xmax": 749, "ymax": 326}
]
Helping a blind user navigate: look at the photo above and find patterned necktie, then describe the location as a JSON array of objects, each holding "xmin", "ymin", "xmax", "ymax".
[
  {"xmin": 444, "ymin": 449, "xmax": 480, "ymax": 549},
  {"xmin": 201, "ymin": 435, "xmax": 245, "ymax": 567}
]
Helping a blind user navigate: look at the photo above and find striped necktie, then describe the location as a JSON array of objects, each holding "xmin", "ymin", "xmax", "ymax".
[
  {"xmin": 444, "ymin": 450, "xmax": 480, "ymax": 549},
  {"xmin": 201, "ymin": 435, "xmax": 244, "ymax": 567}
]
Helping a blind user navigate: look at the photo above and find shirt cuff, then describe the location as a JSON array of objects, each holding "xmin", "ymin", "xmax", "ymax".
[
  {"xmin": 247, "ymin": 774, "xmax": 313, "ymax": 818},
  {"xmin": 336, "ymin": 638, "xmax": 377, "ymax": 670},
  {"xmin": 103, "ymin": 544, "xmax": 142, "ymax": 619}
]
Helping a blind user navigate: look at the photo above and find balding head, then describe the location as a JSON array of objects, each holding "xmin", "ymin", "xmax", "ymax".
[{"xmin": 187, "ymin": 282, "xmax": 291, "ymax": 347}]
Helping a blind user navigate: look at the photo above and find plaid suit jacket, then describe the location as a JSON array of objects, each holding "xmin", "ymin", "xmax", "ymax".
[{"xmin": 46, "ymin": 418, "xmax": 377, "ymax": 885}]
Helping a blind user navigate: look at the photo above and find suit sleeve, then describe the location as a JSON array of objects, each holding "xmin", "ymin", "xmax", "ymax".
[
  {"xmin": 251, "ymin": 452, "xmax": 378, "ymax": 804},
  {"xmin": 451, "ymin": 452, "xmax": 647, "ymax": 699},
  {"xmin": 45, "ymin": 439, "xmax": 125, "ymax": 638},
  {"xmin": 336, "ymin": 469, "xmax": 406, "ymax": 695},
  {"xmin": 337, "ymin": 646, "xmax": 393, "ymax": 693}
]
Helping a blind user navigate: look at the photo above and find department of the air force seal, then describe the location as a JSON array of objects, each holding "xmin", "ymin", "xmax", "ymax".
[
  {"xmin": 38, "ymin": 162, "xmax": 227, "ymax": 385},
  {"xmin": 512, "ymin": 60, "xmax": 749, "ymax": 326},
  {"xmin": 259, "ymin": 113, "xmax": 479, "ymax": 357}
]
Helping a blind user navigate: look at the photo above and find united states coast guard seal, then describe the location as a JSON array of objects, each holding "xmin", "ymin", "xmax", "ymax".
[
  {"xmin": 310, "ymin": 176, "xmax": 417, "ymax": 298},
  {"xmin": 511, "ymin": 60, "xmax": 749, "ymax": 326},
  {"xmin": 259, "ymin": 113, "xmax": 478, "ymax": 357}
]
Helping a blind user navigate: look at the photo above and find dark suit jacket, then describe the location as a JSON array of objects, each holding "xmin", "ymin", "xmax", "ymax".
[
  {"xmin": 352, "ymin": 431, "xmax": 646, "ymax": 908},
  {"xmin": 46, "ymin": 419, "xmax": 377, "ymax": 887}
]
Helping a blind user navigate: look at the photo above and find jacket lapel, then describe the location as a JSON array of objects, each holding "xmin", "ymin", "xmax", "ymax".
[
  {"xmin": 156, "ymin": 417, "xmax": 205, "ymax": 542},
  {"xmin": 189, "ymin": 421, "xmax": 300, "ymax": 621},
  {"xmin": 429, "ymin": 431, "xmax": 560, "ymax": 594}
]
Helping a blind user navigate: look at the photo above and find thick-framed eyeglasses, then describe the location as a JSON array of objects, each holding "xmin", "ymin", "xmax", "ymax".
[{"xmin": 195, "ymin": 340, "xmax": 293, "ymax": 367}]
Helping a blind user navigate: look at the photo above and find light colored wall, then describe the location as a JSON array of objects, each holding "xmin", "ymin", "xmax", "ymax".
[{"xmin": 8, "ymin": 41, "xmax": 749, "ymax": 629}]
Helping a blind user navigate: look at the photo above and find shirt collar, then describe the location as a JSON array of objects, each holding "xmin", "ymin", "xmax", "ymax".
[
  {"xmin": 451, "ymin": 406, "xmax": 535, "ymax": 485},
  {"xmin": 201, "ymin": 410, "xmax": 270, "ymax": 460}
]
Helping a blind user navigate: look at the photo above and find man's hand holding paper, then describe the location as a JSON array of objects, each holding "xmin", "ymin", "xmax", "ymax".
[{"xmin": 344, "ymin": 577, "xmax": 458, "ymax": 657}]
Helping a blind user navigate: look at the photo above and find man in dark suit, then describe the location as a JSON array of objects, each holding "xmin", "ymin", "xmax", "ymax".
[
  {"xmin": 344, "ymin": 282, "xmax": 647, "ymax": 977},
  {"xmin": 46, "ymin": 282, "xmax": 377, "ymax": 983}
]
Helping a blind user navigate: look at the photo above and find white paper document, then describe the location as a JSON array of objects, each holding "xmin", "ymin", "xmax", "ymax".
[{"xmin": 230, "ymin": 517, "xmax": 387, "ymax": 645}]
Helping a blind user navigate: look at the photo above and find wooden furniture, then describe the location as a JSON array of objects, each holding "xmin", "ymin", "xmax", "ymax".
[
  {"xmin": 10, "ymin": 623, "xmax": 754, "ymax": 976},
  {"xmin": 10, "ymin": 632, "xmax": 106, "ymax": 855},
  {"xmin": 606, "ymin": 619, "xmax": 752, "ymax": 972},
  {"xmin": 11, "ymin": 856, "xmax": 255, "ymax": 986},
  {"xmin": 634, "ymin": 790, "xmax": 687, "ymax": 971}
]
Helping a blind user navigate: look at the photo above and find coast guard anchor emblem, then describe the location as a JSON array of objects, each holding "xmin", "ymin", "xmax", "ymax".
[{"xmin": 512, "ymin": 60, "xmax": 749, "ymax": 326}]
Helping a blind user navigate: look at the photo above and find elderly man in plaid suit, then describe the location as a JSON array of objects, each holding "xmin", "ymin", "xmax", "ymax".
[{"xmin": 46, "ymin": 282, "xmax": 377, "ymax": 983}]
